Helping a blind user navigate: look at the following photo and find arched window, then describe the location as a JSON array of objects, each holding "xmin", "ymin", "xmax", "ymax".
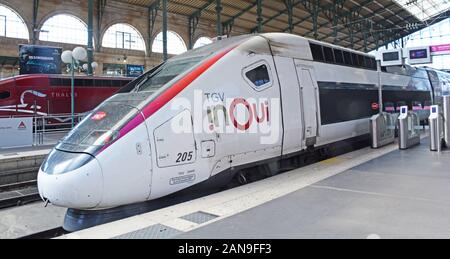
[
  {"xmin": 40, "ymin": 14, "xmax": 87, "ymax": 45},
  {"xmin": 152, "ymin": 31, "xmax": 187, "ymax": 55},
  {"xmin": 193, "ymin": 37, "xmax": 213, "ymax": 49},
  {"xmin": 0, "ymin": 4, "xmax": 29, "ymax": 39},
  {"xmin": 102, "ymin": 23, "xmax": 145, "ymax": 51}
]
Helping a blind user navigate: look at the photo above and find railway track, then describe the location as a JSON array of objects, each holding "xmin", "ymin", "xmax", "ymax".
[
  {"xmin": 18, "ymin": 227, "xmax": 68, "ymax": 239},
  {"xmin": 0, "ymin": 178, "xmax": 41, "ymax": 209}
]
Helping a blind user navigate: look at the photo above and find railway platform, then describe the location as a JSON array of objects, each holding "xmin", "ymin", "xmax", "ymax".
[
  {"xmin": 0, "ymin": 132, "xmax": 66, "ymax": 226},
  {"xmin": 60, "ymin": 137, "xmax": 450, "ymax": 239}
]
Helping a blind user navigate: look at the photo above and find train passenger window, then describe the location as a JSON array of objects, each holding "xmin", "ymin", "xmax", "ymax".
[
  {"xmin": 111, "ymin": 80, "xmax": 121, "ymax": 87},
  {"xmin": 310, "ymin": 43, "xmax": 324, "ymax": 62},
  {"xmin": 323, "ymin": 47, "xmax": 334, "ymax": 63},
  {"xmin": 243, "ymin": 62, "xmax": 272, "ymax": 91},
  {"xmin": 61, "ymin": 79, "xmax": 71, "ymax": 87},
  {"xmin": 121, "ymin": 80, "xmax": 130, "ymax": 87},
  {"xmin": 75, "ymin": 79, "xmax": 85, "ymax": 87},
  {"xmin": 334, "ymin": 49, "xmax": 344, "ymax": 65},
  {"xmin": 94, "ymin": 80, "xmax": 103, "ymax": 87},
  {"xmin": 50, "ymin": 78, "xmax": 61, "ymax": 86},
  {"xmin": 84, "ymin": 79, "xmax": 93, "ymax": 87},
  {"xmin": 351, "ymin": 53, "xmax": 358, "ymax": 66},
  {"xmin": 357, "ymin": 55, "xmax": 365, "ymax": 67},
  {"xmin": 343, "ymin": 51, "xmax": 352, "ymax": 66},
  {"xmin": 370, "ymin": 57, "xmax": 377, "ymax": 70},
  {"xmin": 364, "ymin": 56, "xmax": 372, "ymax": 69},
  {"xmin": 0, "ymin": 91, "xmax": 11, "ymax": 99}
]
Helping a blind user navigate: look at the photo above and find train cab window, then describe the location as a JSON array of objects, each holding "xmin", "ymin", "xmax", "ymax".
[
  {"xmin": 323, "ymin": 47, "xmax": 335, "ymax": 63},
  {"xmin": 334, "ymin": 49, "xmax": 344, "ymax": 65},
  {"xmin": 310, "ymin": 43, "xmax": 324, "ymax": 62},
  {"xmin": 244, "ymin": 62, "xmax": 272, "ymax": 91},
  {"xmin": 0, "ymin": 91, "xmax": 11, "ymax": 100},
  {"xmin": 343, "ymin": 51, "xmax": 352, "ymax": 66}
]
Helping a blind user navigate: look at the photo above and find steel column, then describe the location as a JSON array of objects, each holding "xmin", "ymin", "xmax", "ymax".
[
  {"xmin": 188, "ymin": 16, "xmax": 199, "ymax": 49},
  {"xmin": 96, "ymin": 0, "xmax": 106, "ymax": 51},
  {"xmin": 257, "ymin": 0, "xmax": 263, "ymax": 33},
  {"xmin": 216, "ymin": 0, "xmax": 223, "ymax": 39},
  {"xmin": 87, "ymin": 0, "xmax": 94, "ymax": 75},
  {"xmin": 32, "ymin": 0, "xmax": 39, "ymax": 44},
  {"xmin": 284, "ymin": 0, "xmax": 294, "ymax": 33},
  {"xmin": 162, "ymin": 0, "xmax": 168, "ymax": 61},
  {"xmin": 148, "ymin": 1, "xmax": 160, "ymax": 54}
]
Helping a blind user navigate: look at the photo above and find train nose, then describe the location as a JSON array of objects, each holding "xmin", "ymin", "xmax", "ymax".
[{"xmin": 38, "ymin": 149, "xmax": 104, "ymax": 209}]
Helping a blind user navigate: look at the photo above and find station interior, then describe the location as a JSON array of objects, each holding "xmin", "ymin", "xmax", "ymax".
[{"xmin": 0, "ymin": 0, "xmax": 450, "ymax": 240}]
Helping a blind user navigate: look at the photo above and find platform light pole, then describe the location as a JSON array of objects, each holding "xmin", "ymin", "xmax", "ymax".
[{"xmin": 61, "ymin": 47, "xmax": 88, "ymax": 128}]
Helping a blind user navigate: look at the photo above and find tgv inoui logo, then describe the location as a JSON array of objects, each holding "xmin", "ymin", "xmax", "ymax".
[{"xmin": 170, "ymin": 90, "xmax": 280, "ymax": 145}]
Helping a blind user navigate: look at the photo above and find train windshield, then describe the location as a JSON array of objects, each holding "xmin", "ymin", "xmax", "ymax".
[
  {"xmin": 135, "ymin": 56, "xmax": 204, "ymax": 93},
  {"xmin": 58, "ymin": 102, "xmax": 141, "ymax": 154}
]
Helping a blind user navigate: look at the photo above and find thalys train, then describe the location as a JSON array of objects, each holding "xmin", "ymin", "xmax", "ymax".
[
  {"xmin": 0, "ymin": 74, "xmax": 131, "ymax": 121},
  {"xmin": 38, "ymin": 33, "xmax": 449, "ymax": 226}
]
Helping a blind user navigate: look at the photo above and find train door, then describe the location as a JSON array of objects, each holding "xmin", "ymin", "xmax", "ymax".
[{"xmin": 294, "ymin": 61, "xmax": 320, "ymax": 147}]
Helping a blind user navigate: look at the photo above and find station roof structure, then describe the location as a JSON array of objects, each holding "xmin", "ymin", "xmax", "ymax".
[{"xmin": 116, "ymin": 0, "xmax": 450, "ymax": 52}]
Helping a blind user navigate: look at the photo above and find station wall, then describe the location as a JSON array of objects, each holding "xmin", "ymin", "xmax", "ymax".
[{"xmin": 0, "ymin": 0, "xmax": 218, "ymax": 77}]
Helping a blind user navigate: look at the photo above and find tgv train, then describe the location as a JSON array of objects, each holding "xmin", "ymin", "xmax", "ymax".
[
  {"xmin": 39, "ymin": 33, "xmax": 444, "ymax": 213},
  {"xmin": 0, "ymin": 74, "xmax": 131, "ymax": 120}
]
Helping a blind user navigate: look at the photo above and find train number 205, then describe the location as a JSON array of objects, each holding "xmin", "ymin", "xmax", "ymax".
[{"xmin": 176, "ymin": 152, "xmax": 194, "ymax": 163}]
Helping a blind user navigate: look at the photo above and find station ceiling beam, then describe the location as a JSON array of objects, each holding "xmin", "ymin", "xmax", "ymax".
[
  {"xmin": 188, "ymin": 0, "xmax": 215, "ymax": 49},
  {"xmin": 148, "ymin": 0, "xmax": 160, "ymax": 54},
  {"xmin": 223, "ymin": 0, "xmax": 259, "ymax": 36},
  {"xmin": 96, "ymin": 0, "xmax": 107, "ymax": 51},
  {"xmin": 250, "ymin": 0, "xmax": 304, "ymax": 33}
]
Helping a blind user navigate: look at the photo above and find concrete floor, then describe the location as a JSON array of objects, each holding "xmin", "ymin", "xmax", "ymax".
[
  {"xmin": 0, "ymin": 202, "xmax": 66, "ymax": 239},
  {"xmin": 176, "ymin": 143, "xmax": 450, "ymax": 239}
]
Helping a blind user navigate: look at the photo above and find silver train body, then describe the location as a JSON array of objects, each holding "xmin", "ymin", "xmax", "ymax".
[{"xmin": 38, "ymin": 33, "xmax": 440, "ymax": 210}]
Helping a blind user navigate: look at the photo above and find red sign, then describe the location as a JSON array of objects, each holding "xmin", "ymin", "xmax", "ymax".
[
  {"xmin": 91, "ymin": 111, "xmax": 107, "ymax": 121},
  {"xmin": 18, "ymin": 121, "xmax": 27, "ymax": 130},
  {"xmin": 371, "ymin": 103, "xmax": 380, "ymax": 110}
]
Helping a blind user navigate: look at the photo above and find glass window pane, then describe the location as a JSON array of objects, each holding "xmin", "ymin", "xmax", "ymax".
[
  {"xmin": 152, "ymin": 31, "xmax": 187, "ymax": 55},
  {"xmin": 310, "ymin": 43, "xmax": 324, "ymax": 61},
  {"xmin": 40, "ymin": 14, "xmax": 88, "ymax": 45},
  {"xmin": 245, "ymin": 65, "xmax": 270, "ymax": 88},
  {"xmin": 102, "ymin": 23, "xmax": 145, "ymax": 51},
  {"xmin": 193, "ymin": 37, "xmax": 213, "ymax": 49},
  {"xmin": 0, "ymin": 4, "xmax": 28, "ymax": 39}
]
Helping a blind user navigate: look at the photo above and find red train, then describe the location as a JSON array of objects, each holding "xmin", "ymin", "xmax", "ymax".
[{"xmin": 0, "ymin": 74, "xmax": 131, "ymax": 122}]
